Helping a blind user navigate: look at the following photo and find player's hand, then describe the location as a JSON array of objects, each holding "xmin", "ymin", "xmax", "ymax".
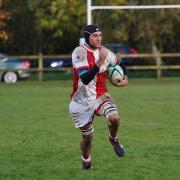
[
  {"xmin": 112, "ymin": 75, "xmax": 128, "ymax": 87},
  {"xmin": 96, "ymin": 47, "xmax": 108, "ymax": 67}
]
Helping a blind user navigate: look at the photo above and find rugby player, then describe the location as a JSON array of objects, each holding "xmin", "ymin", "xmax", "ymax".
[{"xmin": 69, "ymin": 25, "xmax": 128, "ymax": 169}]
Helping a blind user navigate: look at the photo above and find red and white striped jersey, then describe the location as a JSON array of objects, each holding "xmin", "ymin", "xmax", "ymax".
[{"xmin": 70, "ymin": 44, "xmax": 117, "ymax": 104}]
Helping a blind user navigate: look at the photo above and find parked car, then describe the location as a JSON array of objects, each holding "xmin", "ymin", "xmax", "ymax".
[
  {"xmin": 0, "ymin": 53, "xmax": 31, "ymax": 83},
  {"xmin": 106, "ymin": 43, "xmax": 138, "ymax": 66}
]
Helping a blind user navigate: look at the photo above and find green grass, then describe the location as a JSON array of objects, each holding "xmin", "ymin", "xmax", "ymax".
[{"xmin": 0, "ymin": 79, "xmax": 180, "ymax": 180}]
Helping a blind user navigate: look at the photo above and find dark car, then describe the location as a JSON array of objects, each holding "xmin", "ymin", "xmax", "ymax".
[
  {"xmin": 0, "ymin": 53, "xmax": 31, "ymax": 83},
  {"xmin": 106, "ymin": 43, "xmax": 138, "ymax": 65}
]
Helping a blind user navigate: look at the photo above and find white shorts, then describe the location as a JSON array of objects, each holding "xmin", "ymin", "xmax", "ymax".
[{"xmin": 69, "ymin": 93, "xmax": 118, "ymax": 128}]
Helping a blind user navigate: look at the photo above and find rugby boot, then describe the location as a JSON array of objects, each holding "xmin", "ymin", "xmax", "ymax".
[{"xmin": 109, "ymin": 135, "xmax": 125, "ymax": 157}]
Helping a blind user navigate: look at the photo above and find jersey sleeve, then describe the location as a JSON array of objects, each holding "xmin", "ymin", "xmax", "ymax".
[{"xmin": 72, "ymin": 46, "xmax": 89, "ymax": 71}]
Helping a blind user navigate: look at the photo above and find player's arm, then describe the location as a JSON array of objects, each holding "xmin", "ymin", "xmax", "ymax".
[
  {"xmin": 78, "ymin": 47, "xmax": 108, "ymax": 85},
  {"xmin": 115, "ymin": 60, "xmax": 128, "ymax": 87},
  {"xmin": 113, "ymin": 74, "xmax": 128, "ymax": 87},
  {"xmin": 106, "ymin": 48, "xmax": 128, "ymax": 87},
  {"xmin": 119, "ymin": 61, "xmax": 128, "ymax": 76},
  {"xmin": 78, "ymin": 65, "xmax": 99, "ymax": 85},
  {"xmin": 72, "ymin": 47, "xmax": 98, "ymax": 85}
]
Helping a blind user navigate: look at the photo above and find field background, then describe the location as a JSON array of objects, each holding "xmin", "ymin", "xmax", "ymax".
[{"xmin": 0, "ymin": 79, "xmax": 180, "ymax": 180}]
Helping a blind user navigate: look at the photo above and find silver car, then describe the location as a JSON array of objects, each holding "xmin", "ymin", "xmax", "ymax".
[{"xmin": 0, "ymin": 53, "xmax": 31, "ymax": 83}]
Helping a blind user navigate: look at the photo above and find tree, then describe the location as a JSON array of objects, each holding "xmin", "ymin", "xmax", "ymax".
[
  {"xmin": 127, "ymin": 0, "xmax": 180, "ymax": 52},
  {"xmin": 0, "ymin": 0, "xmax": 179, "ymax": 54},
  {"xmin": 1, "ymin": 0, "xmax": 39, "ymax": 54},
  {"xmin": 92, "ymin": 0, "xmax": 180, "ymax": 52},
  {"xmin": 27, "ymin": 0, "xmax": 86, "ymax": 53},
  {"xmin": 0, "ymin": 0, "xmax": 10, "ymax": 41},
  {"xmin": 92, "ymin": 0, "xmax": 128, "ymax": 44}
]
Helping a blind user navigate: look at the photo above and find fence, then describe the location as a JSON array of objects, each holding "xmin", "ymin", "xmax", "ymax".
[{"xmin": 11, "ymin": 51, "xmax": 180, "ymax": 81}]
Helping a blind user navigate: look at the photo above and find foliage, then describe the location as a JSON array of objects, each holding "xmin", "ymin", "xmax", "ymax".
[
  {"xmin": 92, "ymin": 0, "xmax": 129, "ymax": 43},
  {"xmin": 127, "ymin": 0, "xmax": 180, "ymax": 52},
  {"xmin": 29, "ymin": 0, "xmax": 86, "ymax": 37},
  {"xmin": 0, "ymin": 0, "xmax": 179, "ymax": 54},
  {"xmin": 2, "ymin": 0, "xmax": 39, "ymax": 54},
  {"xmin": 92, "ymin": 0, "xmax": 180, "ymax": 52},
  {"xmin": 27, "ymin": 0, "xmax": 86, "ymax": 54},
  {"xmin": 0, "ymin": 0, "xmax": 10, "ymax": 41}
]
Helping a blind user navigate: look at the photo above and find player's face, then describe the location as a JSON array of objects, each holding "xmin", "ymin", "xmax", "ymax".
[{"xmin": 89, "ymin": 31, "xmax": 102, "ymax": 49}]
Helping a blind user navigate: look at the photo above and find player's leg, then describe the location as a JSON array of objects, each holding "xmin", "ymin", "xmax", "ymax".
[
  {"xmin": 69, "ymin": 100, "xmax": 95, "ymax": 169},
  {"xmin": 79, "ymin": 121, "xmax": 94, "ymax": 169},
  {"xmin": 96, "ymin": 93, "xmax": 125, "ymax": 157},
  {"xmin": 108, "ymin": 112, "xmax": 125, "ymax": 157},
  {"xmin": 108, "ymin": 113, "xmax": 120, "ymax": 138},
  {"xmin": 108, "ymin": 111, "xmax": 120, "ymax": 138}
]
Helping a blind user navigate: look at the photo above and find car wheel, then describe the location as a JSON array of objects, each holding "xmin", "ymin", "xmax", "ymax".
[{"xmin": 3, "ymin": 71, "xmax": 18, "ymax": 83}]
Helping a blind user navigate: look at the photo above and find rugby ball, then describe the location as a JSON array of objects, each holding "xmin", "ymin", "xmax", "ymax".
[{"xmin": 107, "ymin": 64, "xmax": 124, "ymax": 84}]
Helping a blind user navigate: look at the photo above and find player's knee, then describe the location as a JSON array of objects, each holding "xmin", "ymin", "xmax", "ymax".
[
  {"xmin": 109, "ymin": 113, "xmax": 120, "ymax": 121},
  {"xmin": 108, "ymin": 113, "xmax": 120, "ymax": 124}
]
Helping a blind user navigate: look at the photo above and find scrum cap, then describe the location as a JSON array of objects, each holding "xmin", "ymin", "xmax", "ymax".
[{"xmin": 83, "ymin": 25, "xmax": 101, "ymax": 45}]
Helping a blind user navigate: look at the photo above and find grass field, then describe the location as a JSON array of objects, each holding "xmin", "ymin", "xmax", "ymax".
[{"xmin": 0, "ymin": 79, "xmax": 180, "ymax": 180}]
